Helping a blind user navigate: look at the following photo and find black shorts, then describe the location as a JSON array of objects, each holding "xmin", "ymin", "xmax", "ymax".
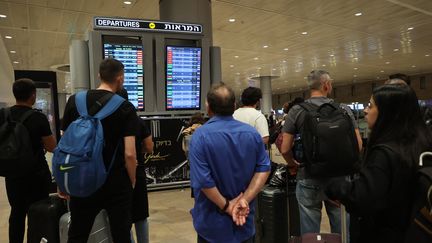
[{"xmin": 132, "ymin": 167, "xmax": 149, "ymax": 222}]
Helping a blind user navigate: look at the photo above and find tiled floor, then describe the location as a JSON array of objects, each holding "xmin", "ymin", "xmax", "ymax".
[{"xmin": 0, "ymin": 150, "xmax": 331, "ymax": 243}]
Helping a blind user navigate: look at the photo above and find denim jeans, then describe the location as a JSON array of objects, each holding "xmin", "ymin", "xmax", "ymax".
[
  {"xmin": 131, "ymin": 218, "xmax": 149, "ymax": 243},
  {"xmin": 296, "ymin": 178, "xmax": 349, "ymax": 236}
]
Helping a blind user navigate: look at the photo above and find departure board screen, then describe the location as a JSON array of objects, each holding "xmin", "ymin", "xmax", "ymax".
[
  {"xmin": 102, "ymin": 36, "xmax": 144, "ymax": 111},
  {"xmin": 166, "ymin": 46, "xmax": 201, "ymax": 110}
]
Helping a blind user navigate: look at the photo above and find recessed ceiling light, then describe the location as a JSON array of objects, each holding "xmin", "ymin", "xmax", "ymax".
[
  {"xmin": 5, "ymin": 35, "xmax": 12, "ymax": 39},
  {"xmin": 355, "ymin": 12, "xmax": 363, "ymax": 16},
  {"xmin": 229, "ymin": 65, "xmax": 234, "ymax": 68},
  {"xmin": 330, "ymin": 54, "xmax": 334, "ymax": 57},
  {"xmin": 0, "ymin": 14, "xmax": 6, "ymax": 18},
  {"xmin": 282, "ymin": 60, "xmax": 287, "ymax": 63},
  {"xmin": 377, "ymin": 76, "xmax": 380, "ymax": 79},
  {"xmin": 236, "ymin": 72, "xmax": 240, "ymax": 75},
  {"xmin": 353, "ymin": 57, "xmax": 358, "ymax": 60},
  {"xmin": 229, "ymin": 18, "xmax": 236, "ymax": 23},
  {"xmin": 234, "ymin": 55, "xmax": 239, "ymax": 58},
  {"xmin": 380, "ymin": 70, "xmax": 384, "ymax": 73},
  {"xmin": 284, "ymin": 48, "xmax": 289, "ymax": 51},
  {"xmin": 10, "ymin": 50, "xmax": 16, "ymax": 54},
  {"xmin": 257, "ymin": 67, "xmax": 262, "ymax": 70},
  {"xmin": 354, "ymin": 67, "xmax": 358, "ymax": 70},
  {"xmin": 13, "ymin": 61, "xmax": 19, "ymax": 64},
  {"xmin": 298, "ymin": 62, "xmax": 303, "ymax": 64},
  {"xmin": 385, "ymin": 61, "xmax": 390, "ymax": 64},
  {"xmin": 123, "ymin": 1, "xmax": 132, "ymax": 4},
  {"xmin": 353, "ymin": 75, "xmax": 357, "ymax": 77},
  {"xmin": 412, "ymin": 65, "xmax": 416, "ymax": 68},
  {"xmin": 293, "ymin": 85, "xmax": 297, "ymax": 87},
  {"xmin": 304, "ymin": 77, "xmax": 307, "ymax": 80},
  {"xmin": 285, "ymin": 80, "xmax": 289, "ymax": 82},
  {"xmin": 263, "ymin": 45, "xmax": 268, "ymax": 48},
  {"xmin": 301, "ymin": 32, "xmax": 308, "ymax": 35},
  {"xmin": 425, "ymin": 54, "xmax": 430, "ymax": 57},
  {"xmin": 277, "ymin": 88, "xmax": 280, "ymax": 90},
  {"xmin": 407, "ymin": 27, "xmax": 414, "ymax": 31},
  {"xmin": 322, "ymin": 64, "xmax": 326, "ymax": 67},
  {"xmin": 253, "ymin": 57, "xmax": 259, "ymax": 60},
  {"xmin": 272, "ymin": 68, "xmax": 276, "ymax": 71},
  {"xmin": 393, "ymin": 48, "xmax": 399, "ymax": 52}
]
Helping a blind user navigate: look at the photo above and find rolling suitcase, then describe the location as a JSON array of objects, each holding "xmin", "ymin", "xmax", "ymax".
[
  {"xmin": 255, "ymin": 172, "xmax": 300, "ymax": 243},
  {"xmin": 27, "ymin": 195, "xmax": 67, "ymax": 243},
  {"xmin": 59, "ymin": 209, "xmax": 113, "ymax": 243}
]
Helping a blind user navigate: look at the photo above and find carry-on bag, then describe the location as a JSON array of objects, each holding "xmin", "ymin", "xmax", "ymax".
[
  {"xmin": 27, "ymin": 195, "xmax": 67, "ymax": 243},
  {"xmin": 59, "ymin": 209, "xmax": 113, "ymax": 243}
]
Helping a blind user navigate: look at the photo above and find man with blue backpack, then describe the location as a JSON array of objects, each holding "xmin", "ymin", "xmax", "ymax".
[{"xmin": 57, "ymin": 58, "xmax": 139, "ymax": 243}]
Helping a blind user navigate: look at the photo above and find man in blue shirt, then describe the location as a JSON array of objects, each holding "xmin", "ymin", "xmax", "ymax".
[{"xmin": 189, "ymin": 83, "xmax": 271, "ymax": 243}]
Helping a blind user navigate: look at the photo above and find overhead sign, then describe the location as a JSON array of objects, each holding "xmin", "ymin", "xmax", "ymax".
[{"xmin": 94, "ymin": 17, "xmax": 203, "ymax": 34}]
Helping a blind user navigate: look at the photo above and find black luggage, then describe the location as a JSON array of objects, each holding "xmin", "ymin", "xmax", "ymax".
[
  {"xmin": 255, "ymin": 179, "xmax": 300, "ymax": 243},
  {"xmin": 27, "ymin": 195, "xmax": 67, "ymax": 243}
]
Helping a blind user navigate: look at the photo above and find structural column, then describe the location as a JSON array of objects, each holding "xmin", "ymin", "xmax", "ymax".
[
  {"xmin": 259, "ymin": 76, "xmax": 274, "ymax": 116},
  {"xmin": 69, "ymin": 40, "xmax": 90, "ymax": 93}
]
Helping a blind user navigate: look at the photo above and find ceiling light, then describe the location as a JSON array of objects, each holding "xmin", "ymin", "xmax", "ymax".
[
  {"xmin": 229, "ymin": 65, "xmax": 234, "ymax": 68},
  {"xmin": 353, "ymin": 57, "xmax": 358, "ymax": 60},
  {"xmin": 393, "ymin": 48, "xmax": 399, "ymax": 51},
  {"xmin": 272, "ymin": 68, "xmax": 276, "ymax": 71},
  {"xmin": 13, "ymin": 61, "xmax": 19, "ymax": 64},
  {"xmin": 385, "ymin": 61, "xmax": 390, "ymax": 64},
  {"xmin": 285, "ymin": 80, "xmax": 289, "ymax": 82},
  {"xmin": 282, "ymin": 60, "xmax": 287, "ymax": 63},
  {"xmin": 354, "ymin": 67, "xmax": 358, "ymax": 70},
  {"xmin": 425, "ymin": 54, "xmax": 430, "ymax": 57},
  {"xmin": 263, "ymin": 45, "xmax": 269, "ymax": 48},
  {"xmin": 253, "ymin": 57, "xmax": 259, "ymax": 60},
  {"xmin": 377, "ymin": 77, "xmax": 380, "ymax": 79},
  {"xmin": 0, "ymin": 14, "xmax": 6, "ymax": 18},
  {"xmin": 301, "ymin": 32, "xmax": 308, "ymax": 35},
  {"xmin": 234, "ymin": 55, "xmax": 239, "ymax": 58},
  {"xmin": 284, "ymin": 48, "xmax": 289, "ymax": 51},
  {"xmin": 10, "ymin": 50, "xmax": 16, "ymax": 54},
  {"xmin": 380, "ymin": 70, "xmax": 384, "ymax": 73},
  {"xmin": 304, "ymin": 77, "xmax": 307, "ymax": 80},
  {"xmin": 322, "ymin": 64, "xmax": 326, "ymax": 67},
  {"xmin": 277, "ymin": 88, "xmax": 280, "ymax": 90},
  {"xmin": 407, "ymin": 27, "xmax": 414, "ymax": 31},
  {"xmin": 5, "ymin": 35, "xmax": 12, "ymax": 39},
  {"xmin": 412, "ymin": 65, "xmax": 416, "ymax": 68},
  {"xmin": 355, "ymin": 12, "xmax": 362, "ymax": 16},
  {"xmin": 293, "ymin": 85, "xmax": 297, "ymax": 87},
  {"xmin": 257, "ymin": 67, "xmax": 262, "ymax": 70},
  {"xmin": 330, "ymin": 54, "xmax": 334, "ymax": 57},
  {"xmin": 353, "ymin": 75, "xmax": 357, "ymax": 77},
  {"xmin": 123, "ymin": 1, "xmax": 132, "ymax": 4},
  {"xmin": 236, "ymin": 72, "xmax": 240, "ymax": 75},
  {"xmin": 229, "ymin": 18, "xmax": 236, "ymax": 23}
]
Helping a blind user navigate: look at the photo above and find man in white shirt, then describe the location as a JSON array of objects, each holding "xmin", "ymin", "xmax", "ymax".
[{"xmin": 233, "ymin": 87, "xmax": 269, "ymax": 144}]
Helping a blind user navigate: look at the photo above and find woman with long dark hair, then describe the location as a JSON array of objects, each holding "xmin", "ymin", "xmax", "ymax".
[{"xmin": 325, "ymin": 84, "xmax": 432, "ymax": 243}]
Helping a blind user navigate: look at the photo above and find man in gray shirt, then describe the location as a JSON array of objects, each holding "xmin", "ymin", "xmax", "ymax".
[{"xmin": 280, "ymin": 70, "xmax": 363, "ymax": 235}]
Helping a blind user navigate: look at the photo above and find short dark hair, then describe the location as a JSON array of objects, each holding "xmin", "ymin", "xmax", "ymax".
[
  {"xmin": 207, "ymin": 83, "xmax": 235, "ymax": 116},
  {"xmin": 13, "ymin": 78, "xmax": 36, "ymax": 102},
  {"xmin": 388, "ymin": 73, "xmax": 411, "ymax": 85},
  {"xmin": 99, "ymin": 58, "xmax": 124, "ymax": 84},
  {"xmin": 241, "ymin": 87, "xmax": 262, "ymax": 106}
]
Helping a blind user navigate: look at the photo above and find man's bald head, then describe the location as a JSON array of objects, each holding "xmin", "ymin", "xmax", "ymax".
[{"xmin": 207, "ymin": 82, "xmax": 236, "ymax": 116}]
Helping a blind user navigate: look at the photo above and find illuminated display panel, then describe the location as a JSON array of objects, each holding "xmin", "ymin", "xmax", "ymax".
[
  {"xmin": 166, "ymin": 46, "xmax": 201, "ymax": 110},
  {"xmin": 102, "ymin": 35, "xmax": 144, "ymax": 111}
]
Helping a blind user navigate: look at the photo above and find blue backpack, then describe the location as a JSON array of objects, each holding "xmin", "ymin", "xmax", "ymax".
[{"xmin": 52, "ymin": 91, "xmax": 124, "ymax": 197}]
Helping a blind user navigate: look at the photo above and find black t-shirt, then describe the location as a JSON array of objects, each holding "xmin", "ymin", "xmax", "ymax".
[
  {"xmin": 61, "ymin": 90, "xmax": 139, "ymax": 170},
  {"xmin": 0, "ymin": 105, "xmax": 52, "ymax": 172},
  {"xmin": 136, "ymin": 118, "xmax": 152, "ymax": 166}
]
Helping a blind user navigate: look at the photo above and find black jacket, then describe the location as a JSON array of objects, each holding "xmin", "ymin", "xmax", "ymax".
[{"xmin": 326, "ymin": 144, "xmax": 416, "ymax": 243}]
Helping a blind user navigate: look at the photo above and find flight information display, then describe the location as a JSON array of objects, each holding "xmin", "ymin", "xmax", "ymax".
[
  {"xmin": 102, "ymin": 36, "xmax": 144, "ymax": 110},
  {"xmin": 166, "ymin": 46, "xmax": 201, "ymax": 110}
]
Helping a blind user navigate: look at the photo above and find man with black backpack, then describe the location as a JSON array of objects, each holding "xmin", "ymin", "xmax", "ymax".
[
  {"xmin": 0, "ymin": 78, "xmax": 56, "ymax": 243},
  {"xmin": 60, "ymin": 58, "xmax": 139, "ymax": 243},
  {"xmin": 280, "ymin": 70, "xmax": 363, "ymax": 236}
]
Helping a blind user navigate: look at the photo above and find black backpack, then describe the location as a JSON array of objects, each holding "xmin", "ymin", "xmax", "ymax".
[
  {"xmin": 0, "ymin": 108, "xmax": 37, "ymax": 178},
  {"xmin": 298, "ymin": 102, "xmax": 360, "ymax": 178},
  {"xmin": 404, "ymin": 152, "xmax": 432, "ymax": 242}
]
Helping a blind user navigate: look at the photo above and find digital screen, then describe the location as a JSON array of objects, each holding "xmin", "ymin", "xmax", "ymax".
[
  {"xmin": 102, "ymin": 36, "xmax": 144, "ymax": 111},
  {"xmin": 34, "ymin": 84, "xmax": 56, "ymax": 138},
  {"xmin": 166, "ymin": 46, "xmax": 201, "ymax": 110}
]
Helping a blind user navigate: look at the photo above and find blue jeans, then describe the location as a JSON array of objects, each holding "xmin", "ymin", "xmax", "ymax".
[
  {"xmin": 131, "ymin": 218, "xmax": 149, "ymax": 243},
  {"xmin": 296, "ymin": 178, "xmax": 349, "ymax": 236}
]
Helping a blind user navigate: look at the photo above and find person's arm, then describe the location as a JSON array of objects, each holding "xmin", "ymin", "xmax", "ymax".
[
  {"xmin": 201, "ymin": 187, "xmax": 243, "ymax": 216},
  {"xmin": 354, "ymin": 128, "xmax": 363, "ymax": 152},
  {"xmin": 256, "ymin": 114, "xmax": 270, "ymax": 144},
  {"xmin": 142, "ymin": 135, "xmax": 153, "ymax": 154},
  {"xmin": 42, "ymin": 135, "xmax": 56, "ymax": 152},
  {"xmin": 262, "ymin": 136, "xmax": 269, "ymax": 145},
  {"xmin": 124, "ymin": 136, "xmax": 137, "ymax": 187},
  {"xmin": 280, "ymin": 132, "xmax": 298, "ymax": 167}
]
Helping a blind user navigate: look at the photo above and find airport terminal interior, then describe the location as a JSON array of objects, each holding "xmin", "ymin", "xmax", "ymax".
[{"xmin": 0, "ymin": 0, "xmax": 432, "ymax": 242}]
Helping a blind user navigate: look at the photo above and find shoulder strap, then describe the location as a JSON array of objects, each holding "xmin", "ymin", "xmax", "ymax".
[
  {"xmin": 75, "ymin": 91, "xmax": 88, "ymax": 117},
  {"xmin": 94, "ymin": 94, "xmax": 125, "ymax": 120},
  {"xmin": 87, "ymin": 92, "xmax": 114, "ymax": 116},
  {"xmin": 2, "ymin": 108, "xmax": 11, "ymax": 122},
  {"xmin": 19, "ymin": 109, "xmax": 37, "ymax": 123},
  {"xmin": 298, "ymin": 102, "xmax": 318, "ymax": 112}
]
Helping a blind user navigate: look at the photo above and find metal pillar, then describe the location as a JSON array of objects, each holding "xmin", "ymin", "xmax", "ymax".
[
  {"xmin": 69, "ymin": 40, "xmax": 90, "ymax": 93},
  {"xmin": 259, "ymin": 76, "xmax": 273, "ymax": 116}
]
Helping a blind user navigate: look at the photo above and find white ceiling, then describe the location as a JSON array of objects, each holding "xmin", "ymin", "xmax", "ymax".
[{"xmin": 1, "ymin": 0, "xmax": 432, "ymax": 94}]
